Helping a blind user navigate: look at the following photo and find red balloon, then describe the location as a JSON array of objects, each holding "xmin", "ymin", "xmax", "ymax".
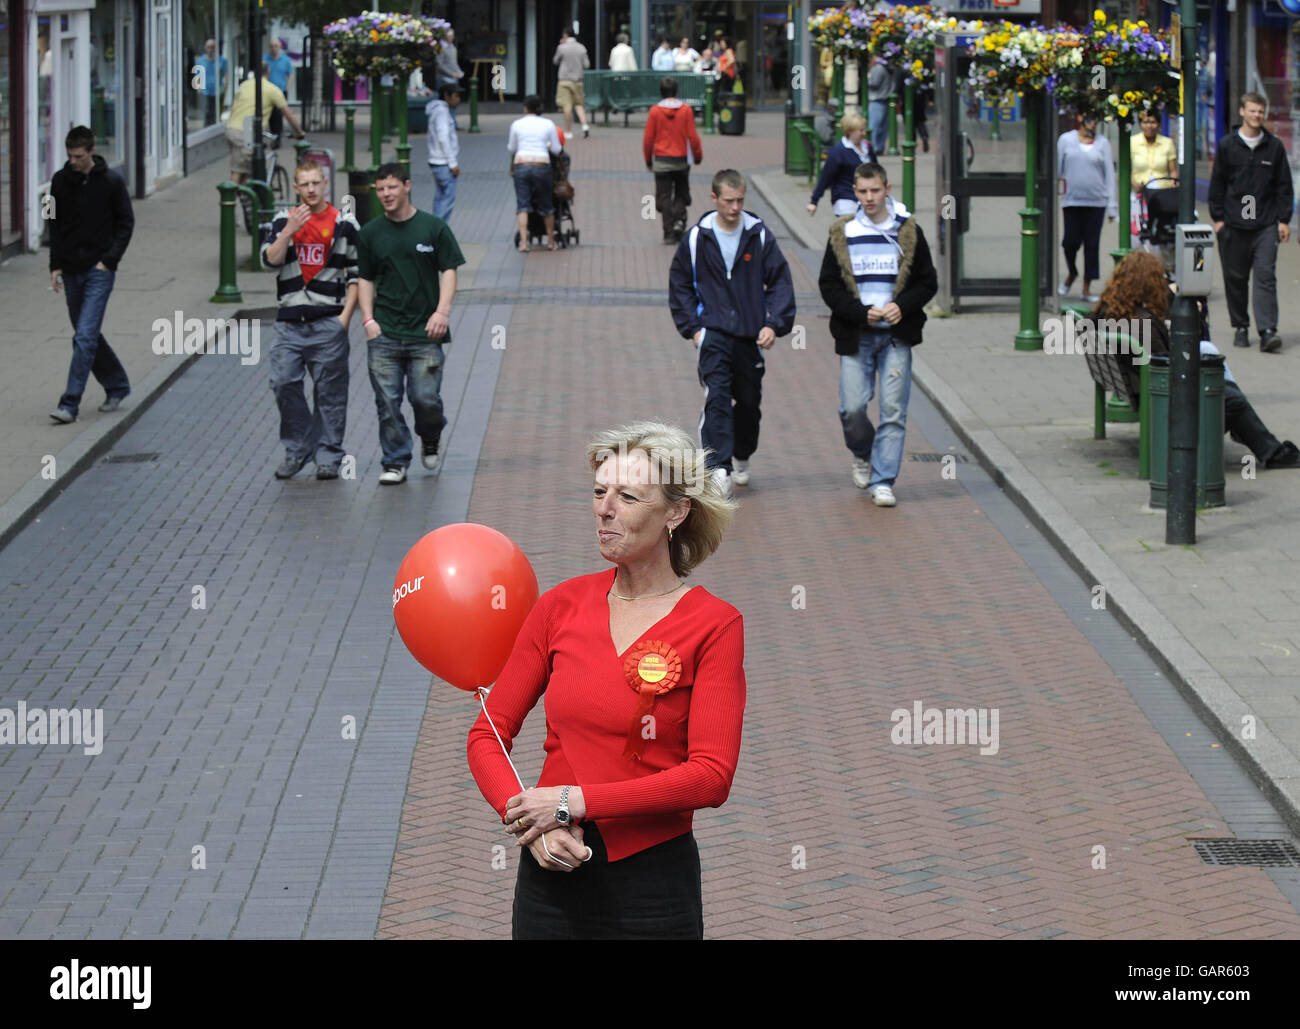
[{"xmin": 392, "ymin": 523, "xmax": 540, "ymax": 690}]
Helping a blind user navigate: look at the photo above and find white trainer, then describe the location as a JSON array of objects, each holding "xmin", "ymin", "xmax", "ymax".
[
  {"xmin": 711, "ymin": 467, "xmax": 734, "ymax": 500},
  {"xmin": 731, "ymin": 458, "xmax": 750, "ymax": 486},
  {"xmin": 851, "ymin": 457, "xmax": 871, "ymax": 489},
  {"xmin": 379, "ymin": 466, "xmax": 407, "ymax": 485},
  {"xmin": 869, "ymin": 484, "xmax": 896, "ymax": 507}
]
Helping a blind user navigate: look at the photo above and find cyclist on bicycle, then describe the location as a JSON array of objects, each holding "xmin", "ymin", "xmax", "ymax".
[{"xmin": 226, "ymin": 62, "xmax": 305, "ymax": 184}]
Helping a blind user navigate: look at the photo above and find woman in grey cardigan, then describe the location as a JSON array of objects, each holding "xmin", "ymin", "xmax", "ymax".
[{"xmin": 1057, "ymin": 113, "xmax": 1117, "ymax": 303}]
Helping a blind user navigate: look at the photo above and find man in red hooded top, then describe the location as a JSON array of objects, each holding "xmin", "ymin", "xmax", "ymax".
[{"xmin": 643, "ymin": 77, "xmax": 703, "ymax": 244}]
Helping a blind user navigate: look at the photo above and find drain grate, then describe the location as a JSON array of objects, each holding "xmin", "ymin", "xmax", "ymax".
[
  {"xmin": 102, "ymin": 452, "xmax": 160, "ymax": 464},
  {"xmin": 910, "ymin": 452, "xmax": 970, "ymax": 463},
  {"xmin": 1191, "ymin": 838, "xmax": 1300, "ymax": 867}
]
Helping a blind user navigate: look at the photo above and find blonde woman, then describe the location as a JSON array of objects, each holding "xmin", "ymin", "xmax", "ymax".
[{"xmin": 808, "ymin": 112, "xmax": 877, "ymax": 217}]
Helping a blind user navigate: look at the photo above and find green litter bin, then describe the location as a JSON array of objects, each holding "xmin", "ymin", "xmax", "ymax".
[
  {"xmin": 785, "ymin": 110, "xmax": 814, "ymax": 176},
  {"xmin": 1147, "ymin": 353, "xmax": 1226, "ymax": 509},
  {"xmin": 718, "ymin": 93, "xmax": 746, "ymax": 136}
]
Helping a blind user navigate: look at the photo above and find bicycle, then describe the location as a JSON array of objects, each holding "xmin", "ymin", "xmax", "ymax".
[{"xmin": 239, "ymin": 131, "xmax": 296, "ymax": 236}]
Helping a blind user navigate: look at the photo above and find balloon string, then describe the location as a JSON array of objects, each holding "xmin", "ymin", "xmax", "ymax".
[
  {"xmin": 475, "ymin": 687, "xmax": 577, "ymax": 870},
  {"xmin": 476, "ymin": 687, "xmax": 526, "ymax": 792}
]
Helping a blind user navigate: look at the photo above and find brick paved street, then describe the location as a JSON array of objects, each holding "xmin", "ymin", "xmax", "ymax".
[{"xmin": 2, "ymin": 111, "xmax": 1299, "ymax": 939}]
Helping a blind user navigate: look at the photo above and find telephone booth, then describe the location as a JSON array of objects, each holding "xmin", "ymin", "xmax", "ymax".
[{"xmin": 933, "ymin": 31, "xmax": 1055, "ymax": 314}]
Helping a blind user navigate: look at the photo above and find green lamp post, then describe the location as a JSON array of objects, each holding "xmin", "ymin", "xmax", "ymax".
[{"xmin": 1014, "ymin": 97, "xmax": 1043, "ymax": 351}]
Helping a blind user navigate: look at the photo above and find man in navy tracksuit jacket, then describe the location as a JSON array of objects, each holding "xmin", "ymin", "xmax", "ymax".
[{"xmin": 669, "ymin": 169, "xmax": 796, "ymax": 495}]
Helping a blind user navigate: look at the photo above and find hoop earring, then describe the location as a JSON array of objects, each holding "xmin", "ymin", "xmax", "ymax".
[{"xmin": 667, "ymin": 525, "xmax": 674, "ymax": 543}]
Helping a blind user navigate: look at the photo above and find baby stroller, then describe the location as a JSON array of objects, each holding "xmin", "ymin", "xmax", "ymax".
[
  {"xmin": 514, "ymin": 148, "xmax": 581, "ymax": 249},
  {"xmin": 1137, "ymin": 176, "xmax": 1180, "ymax": 273}
]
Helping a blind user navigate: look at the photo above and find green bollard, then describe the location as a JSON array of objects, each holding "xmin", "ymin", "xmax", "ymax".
[
  {"xmin": 833, "ymin": 60, "xmax": 845, "ymax": 112},
  {"xmin": 469, "ymin": 77, "xmax": 481, "ymax": 134},
  {"xmin": 212, "ymin": 182, "xmax": 244, "ymax": 303},
  {"xmin": 1014, "ymin": 101, "xmax": 1043, "ymax": 350},
  {"xmin": 1111, "ymin": 121, "xmax": 1133, "ymax": 264},
  {"xmin": 887, "ymin": 94, "xmax": 899, "ymax": 155},
  {"xmin": 380, "ymin": 80, "xmax": 391, "ymax": 142},
  {"xmin": 294, "ymin": 137, "xmax": 311, "ymax": 167},
  {"xmin": 342, "ymin": 104, "xmax": 356, "ymax": 172},
  {"xmin": 396, "ymin": 144, "xmax": 412, "ymax": 180},
  {"xmin": 703, "ymin": 78, "xmax": 715, "ymax": 135},
  {"xmin": 901, "ymin": 81, "xmax": 915, "ymax": 213},
  {"xmin": 243, "ymin": 180, "xmax": 273, "ymax": 271}
]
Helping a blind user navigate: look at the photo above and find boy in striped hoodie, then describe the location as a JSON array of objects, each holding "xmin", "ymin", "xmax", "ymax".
[
  {"xmin": 260, "ymin": 160, "xmax": 360, "ymax": 480},
  {"xmin": 818, "ymin": 162, "xmax": 937, "ymax": 506}
]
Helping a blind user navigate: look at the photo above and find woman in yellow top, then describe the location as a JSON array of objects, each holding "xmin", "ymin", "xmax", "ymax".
[{"xmin": 1130, "ymin": 111, "xmax": 1177, "ymax": 192}]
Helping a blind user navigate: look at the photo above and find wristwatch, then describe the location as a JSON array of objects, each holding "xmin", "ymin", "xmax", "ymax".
[{"xmin": 556, "ymin": 785, "xmax": 572, "ymax": 826}]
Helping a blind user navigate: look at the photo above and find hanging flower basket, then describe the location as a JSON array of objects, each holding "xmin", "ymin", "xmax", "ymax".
[
  {"xmin": 1049, "ymin": 10, "xmax": 1174, "ymax": 122},
  {"xmin": 324, "ymin": 11, "xmax": 451, "ymax": 82},
  {"xmin": 969, "ymin": 22, "xmax": 1055, "ymax": 106}
]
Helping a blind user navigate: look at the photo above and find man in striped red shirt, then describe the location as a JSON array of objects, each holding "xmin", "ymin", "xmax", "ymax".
[{"xmin": 260, "ymin": 160, "xmax": 360, "ymax": 480}]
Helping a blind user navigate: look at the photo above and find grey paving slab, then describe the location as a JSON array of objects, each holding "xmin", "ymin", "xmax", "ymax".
[{"xmin": 0, "ymin": 128, "xmax": 517, "ymax": 939}]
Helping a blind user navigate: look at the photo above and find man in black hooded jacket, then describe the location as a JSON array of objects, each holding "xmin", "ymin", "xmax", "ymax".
[{"xmin": 48, "ymin": 125, "xmax": 134, "ymax": 423}]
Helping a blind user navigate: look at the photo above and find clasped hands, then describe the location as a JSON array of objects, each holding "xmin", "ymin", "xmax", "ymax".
[
  {"xmin": 504, "ymin": 786, "xmax": 590, "ymax": 873},
  {"xmin": 866, "ymin": 302, "xmax": 902, "ymax": 327}
]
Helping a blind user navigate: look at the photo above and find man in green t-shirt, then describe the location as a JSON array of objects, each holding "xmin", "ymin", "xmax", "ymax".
[{"xmin": 357, "ymin": 162, "xmax": 466, "ymax": 485}]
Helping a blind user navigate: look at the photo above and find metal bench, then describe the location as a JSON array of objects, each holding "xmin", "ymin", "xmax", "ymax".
[
  {"xmin": 1068, "ymin": 306, "xmax": 1153, "ymax": 479},
  {"xmin": 583, "ymin": 70, "xmax": 710, "ymax": 127}
]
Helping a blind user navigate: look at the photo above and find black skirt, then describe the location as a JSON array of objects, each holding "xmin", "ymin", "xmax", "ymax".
[{"xmin": 512, "ymin": 823, "xmax": 703, "ymax": 940}]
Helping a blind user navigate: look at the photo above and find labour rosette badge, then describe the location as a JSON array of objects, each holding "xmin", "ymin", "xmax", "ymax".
[{"xmin": 621, "ymin": 640, "xmax": 683, "ymax": 760}]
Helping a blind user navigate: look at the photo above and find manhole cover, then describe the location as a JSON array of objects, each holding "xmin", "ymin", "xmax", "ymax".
[
  {"xmin": 1191, "ymin": 838, "xmax": 1300, "ymax": 867},
  {"xmin": 102, "ymin": 452, "xmax": 160, "ymax": 464}
]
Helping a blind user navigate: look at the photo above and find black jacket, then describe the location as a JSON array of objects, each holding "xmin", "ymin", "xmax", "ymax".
[
  {"xmin": 668, "ymin": 210, "xmax": 796, "ymax": 341},
  {"xmin": 48, "ymin": 155, "xmax": 134, "ymax": 273},
  {"xmin": 817, "ymin": 206, "xmax": 938, "ymax": 354},
  {"xmin": 1207, "ymin": 125, "xmax": 1294, "ymax": 231}
]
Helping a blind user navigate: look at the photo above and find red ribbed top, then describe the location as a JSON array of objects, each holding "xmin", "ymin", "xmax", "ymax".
[{"xmin": 466, "ymin": 568, "xmax": 746, "ymax": 862}]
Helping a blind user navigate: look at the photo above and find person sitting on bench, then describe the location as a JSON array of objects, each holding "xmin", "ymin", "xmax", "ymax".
[{"xmin": 1083, "ymin": 251, "xmax": 1300, "ymax": 469}]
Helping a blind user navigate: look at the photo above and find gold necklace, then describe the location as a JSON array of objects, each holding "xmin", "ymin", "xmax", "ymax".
[{"xmin": 609, "ymin": 580, "xmax": 685, "ymax": 601}]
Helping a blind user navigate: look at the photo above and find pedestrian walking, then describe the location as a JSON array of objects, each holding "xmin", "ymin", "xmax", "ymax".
[
  {"xmin": 608, "ymin": 32, "xmax": 637, "ymax": 72},
  {"xmin": 669, "ymin": 169, "xmax": 796, "ymax": 497},
  {"xmin": 197, "ymin": 39, "xmax": 228, "ymax": 126},
  {"xmin": 508, "ymin": 95, "xmax": 563, "ymax": 252},
  {"xmin": 426, "ymin": 82, "xmax": 461, "ymax": 222},
  {"xmin": 47, "ymin": 125, "xmax": 133, "ymax": 424},
  {"xmin": 813, "ymin": 96, "xmax": 841, "ymax": 147},
  {"xmin": 1057, "ymin": 112, "xmax": 1117, "ymax": 303},
  {"xmin": 651, "ymin": 39, "xmax": 676, "ymax": 73},
  {"xmin": 469, "ymin": 422, "xmax": 744, "ymax": 940},
  {"xmin": 817, "ymin": 162, "xmax": 938, "ymax": 506},
  {"xmin": 356, "ymin": 162, "xmax": 466, "ymax": 485},
  {"xmin": 672, "ymin": 38, "xmax": 700, "ymax": 72},
  {"xmin": 554, "ymin": 28, "xmax": 591, "ymax": 139},
  {"xmin": 808, "ymin": 111, "xmax": 875, "ymax": 217},
  {"xmin": 260, "ymin": 160, "xmax": 359, "ymax": 481},
  {"xmin": 716, "ymin": 38, "xmax": 738, "ymax": 92},
  {"xmin": 866, "ymin": 54, "xmax": 890, "ymax": 154},
  {"xmin": 1209, "ymin": 92, "xmax": 1293, "ymax": 353},
  {"xmin": 225, "ymin": 63, "xmax": 305, "ymax": 184},
  {"xmin": 435, "ymin": 27, "xmax": 464, "ymax": 87},
  {"xmin": 644, "ymin": 77, "xmax": 703, "ymax": 244},
  {"xmin": 263, "ymin": 37, "xmax": 294, "ymax": 142}
]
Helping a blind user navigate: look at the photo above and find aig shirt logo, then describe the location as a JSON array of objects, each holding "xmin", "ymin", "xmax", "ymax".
[
  {"xmin": 298, "ymin": 242, "xmax": 326, "ymax": 265},
  {"xmin": 416, "ymin": 243, "xmax": 435, "ymax": 253}
]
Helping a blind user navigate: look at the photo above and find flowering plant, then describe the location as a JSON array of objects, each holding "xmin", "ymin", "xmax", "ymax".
[
  {"xmin": 904, "ymin": 14, "xmax": 983, "ymax": 89},
  {"xmin": 323, "ymin": 11, "xmax": 450, "ymax": 81},
  {"xmin": 969, "ymin": 22, "xmax": 1056, "ymax": 105},
  {"xmin": 1048, "ymin": 10, "xmax": 1173, "ymax": 120}
]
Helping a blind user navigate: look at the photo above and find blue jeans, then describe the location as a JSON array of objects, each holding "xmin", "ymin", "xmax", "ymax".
[
  {"xmin": 513, "ymin": 163, "xmax": 553, "ymax": 216},
  {"xmin": 431, "ymin": 163, "xmax": 457, "ymax": 222},
  {"xmin": 366, "ymin": 334, "xmax": 447, "ymax": 468},
  {"xmin": 269, "ymin": 317, "xmax": 351, "ymax": 467},
  {"xmin": 60, "ymin": 267, "xmax": 130, "ymax": 415},
  {"xmin": 840, "ymin": 331, "xmax": 913, "ymax": 488},
  {"xmin": 869, "ymin": 99, "xmax": 890, "ymax": 154}
]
